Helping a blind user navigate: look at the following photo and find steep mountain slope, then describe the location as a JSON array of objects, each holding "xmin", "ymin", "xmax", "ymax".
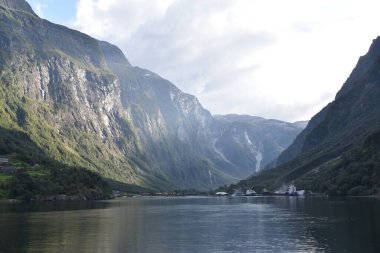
[
  {"xmin": 0, "ymin": 0, "xmax": 304, "ymax": 191},
  {"xmin": 99, "ymin": 42, "xmax": 306, "ymax": 188},
  {"xmin": 213, "ymin": 115, "xmax": 305, "ymax": 174},
  {"xmin": 0, "ymin": 0, "xmax": 147, "ymax": 188},
  {"xmin": 238, "ymin": 37, "xmax": 380, "ymax": 195},
  {"xmin": 98, "ymin": 41, "xmax": 241, "ymax": 189}
]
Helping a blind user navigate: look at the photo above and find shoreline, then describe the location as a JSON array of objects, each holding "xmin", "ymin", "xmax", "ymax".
[{"xmin": 1, "ymin": 193, "xmax": 379, "ymax": 203}]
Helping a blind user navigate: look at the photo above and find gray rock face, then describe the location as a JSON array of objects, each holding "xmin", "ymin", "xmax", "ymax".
[
  {"xmin": 99, "ymin": 41, "xmax": 306, "ymax": 189},
  {"xmin": 13, "ymin": 55, "xmax": 119, "ymax": 135},
  {"xmin": 213, "ymin": 115, "xmax": 305, "ymax": 175},
  {"xmin": 100, "ymin": 45, "xmax": 235, "ymax": 189},
  {"xmin": 0, "ymin": 2, "xmax": 143, "ymax": 186}
]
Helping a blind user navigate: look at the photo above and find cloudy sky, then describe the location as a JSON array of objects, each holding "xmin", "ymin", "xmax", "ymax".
[{"xmin": 27, "ymin": 0, "xmax": 380, "ymax": 122}]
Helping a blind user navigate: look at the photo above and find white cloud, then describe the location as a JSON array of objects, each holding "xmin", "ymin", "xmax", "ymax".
[{"xmin": 73, "ymin": 0, "xmax": 380, "ymax": 121}]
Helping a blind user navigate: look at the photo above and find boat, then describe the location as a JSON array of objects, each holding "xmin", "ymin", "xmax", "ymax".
[
  {"xmin": 245, "ymin": 187, "xmax": 256, "ymax": 196},
  {"xmin": 285, "ymin": 184, "xmax": 298, "ymax": 196},
  {"xmin": 297, "ymin": 190, "xmax": 305, "ymax": 196},
  {"xmin": 215, "ymin": 192, "xmax": 228, "ymax": 196}
]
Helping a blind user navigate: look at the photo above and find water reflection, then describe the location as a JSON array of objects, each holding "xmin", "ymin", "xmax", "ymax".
[{"xmin": 0, "ymin": 197, "xmax": 379, "ymax": 253}]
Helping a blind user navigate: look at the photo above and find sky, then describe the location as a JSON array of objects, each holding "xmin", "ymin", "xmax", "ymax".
[{"xmin": 26, "ymin": 0, "xmax": 380, "ymax": 122}]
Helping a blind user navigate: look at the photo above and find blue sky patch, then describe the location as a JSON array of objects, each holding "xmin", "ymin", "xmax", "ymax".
[{"xmin": 26, "ymin": 0, "xmax": 76, "ymax": 25}]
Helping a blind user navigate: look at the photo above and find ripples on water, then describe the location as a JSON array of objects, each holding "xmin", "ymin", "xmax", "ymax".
[{"xmin": 0, "ymin": 197, "xmax": 379, "ymax": 253}]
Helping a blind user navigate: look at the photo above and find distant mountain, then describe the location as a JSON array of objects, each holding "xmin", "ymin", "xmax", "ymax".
[
  {"xmin": 0, "ymin": 0, "xmax": 305, "ymax": 192},
  {"xmin": 237, "ymin": 37, "xmax": 380, "ymax": 196},
  {"xmin": 213, "ymin": 115, "xmax": 305, "ymax": 174},
  {"xmin": 293, "ymin": 121, "xmax": 309, "ymax": 129}
]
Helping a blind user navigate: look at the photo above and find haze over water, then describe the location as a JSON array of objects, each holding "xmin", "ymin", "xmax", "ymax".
[{"xmin": 0, "ymin": 197, "xmax": 379, "ymax": 253}]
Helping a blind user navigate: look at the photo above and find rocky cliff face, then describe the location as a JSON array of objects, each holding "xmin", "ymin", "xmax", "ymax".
[
  {"xmin": 99, "ymin": 41, "xmax": 305, "ymax": 189},
  {"xmin": 0, "ymin": 0, "xmax": 144, "ymax": 187},
  {"xmin": 213, "ymin": 115, "xmax": 305, "ymax": 174},
  {"xmin": 0, "ymin": 0, "xmax": 304, "ymax": 190},
  {"xmin": 98, "ymin": 41, "xmax": 235, "ymax": 189}
]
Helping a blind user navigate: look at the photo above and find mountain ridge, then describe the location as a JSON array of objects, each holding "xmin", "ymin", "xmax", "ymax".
[{"xmin": 235, "ymin": 37, "xmax": 380, "ymax": 195}]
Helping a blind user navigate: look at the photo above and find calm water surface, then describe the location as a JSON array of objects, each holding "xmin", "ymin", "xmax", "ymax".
[{"xmin": 0, "ymin": 197, "xmax": 379, "ymax": 253}]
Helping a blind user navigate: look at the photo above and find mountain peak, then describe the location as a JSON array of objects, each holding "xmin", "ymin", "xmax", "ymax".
[{"xmin": 0, "ymin": 0, "xmax": 35, "ymax": 14}]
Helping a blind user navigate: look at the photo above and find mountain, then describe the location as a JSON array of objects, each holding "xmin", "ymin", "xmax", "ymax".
[
  {"xmin": 0, "ymin": 0, "xmax": 304, "ymax": 193},
  {"xmin": 237, "ymin": 37, "xmax": 380, "ymax": 196},
  {"xmin": 97, "ymin": 42, "xmax": 306, "ymax": 189},
  {"xmin": 212, "ymin": 115, "xmax": 305, "ymax": 174}
]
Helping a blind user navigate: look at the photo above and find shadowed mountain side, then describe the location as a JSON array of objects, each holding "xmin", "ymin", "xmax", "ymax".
[{"xmin": 234, "ymin": 37, "xmax": 380, "ymax": 196}]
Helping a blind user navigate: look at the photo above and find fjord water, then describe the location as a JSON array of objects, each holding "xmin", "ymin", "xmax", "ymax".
[{"xmin": 0, "ymin": 197, "xmax": 379, "ymax": 253}]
